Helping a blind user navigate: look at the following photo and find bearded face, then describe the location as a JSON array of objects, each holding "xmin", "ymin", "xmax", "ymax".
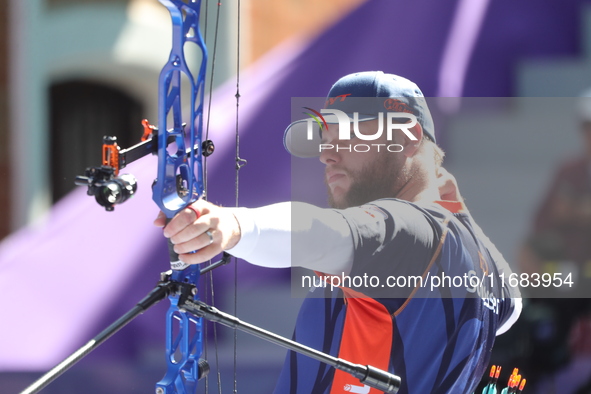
[
  {"xmin": 321, "ymin": 120, "xmax": 412, "ymax": 209},
  {"xmin": 326, "ymin": 155, "xmax": 409, "ymax": 208}
]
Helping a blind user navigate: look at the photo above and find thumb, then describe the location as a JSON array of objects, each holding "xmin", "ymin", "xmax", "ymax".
[{"xmin": 153, "ymin": 211, "xmax": 167, "ymax": 227}]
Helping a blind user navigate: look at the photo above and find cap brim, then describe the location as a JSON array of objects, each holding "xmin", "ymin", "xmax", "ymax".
[{"xmin": 283, "ymin": 114, "xmax": 378, "ymax": 158}]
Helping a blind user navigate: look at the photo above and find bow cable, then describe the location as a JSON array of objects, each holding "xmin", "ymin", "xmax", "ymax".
[
  {"xmin": 203, "ymin": 0, "xmax": 222, "ymax": 390},
  {"xmin": 201, "ymin": 0, "xmax": 245, "ymax": 392},
  {"xmin": 232, "ymin": 1, "xmax": 247, "ymax": 392}
]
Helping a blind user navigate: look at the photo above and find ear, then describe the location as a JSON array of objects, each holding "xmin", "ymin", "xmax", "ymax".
[{"xmin": 400, "ymin": 122, "xmax": 423, "ymax": 158}]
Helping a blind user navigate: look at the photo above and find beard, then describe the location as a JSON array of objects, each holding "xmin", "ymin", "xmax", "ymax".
[{"xmin": 326, "ymin": 153, "xmax": 410, "ymax": 209}]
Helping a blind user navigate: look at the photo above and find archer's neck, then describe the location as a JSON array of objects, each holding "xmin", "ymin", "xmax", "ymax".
[{"xmin": 396, "ymin": 165, "xmax": 440, "ymax": 204}]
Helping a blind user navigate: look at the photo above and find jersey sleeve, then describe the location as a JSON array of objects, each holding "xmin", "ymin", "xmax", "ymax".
[
  {"xmin": 227, "ymin": 199, "xmax": 442, "ymax": 280},
  {"xmin": 336, "ymin": 199, "xmax": 444, "ymax": 296}
]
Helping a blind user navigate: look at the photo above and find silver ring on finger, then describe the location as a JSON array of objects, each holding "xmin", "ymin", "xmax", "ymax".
[{"xmin": 205, "ymin": 230, "xmax": 214, "ymax": 245}]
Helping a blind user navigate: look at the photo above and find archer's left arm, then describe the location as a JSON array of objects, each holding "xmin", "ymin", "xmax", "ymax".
[{"xmin": 156, "ymin": 200, "xmax": 355, "ymax": 275}]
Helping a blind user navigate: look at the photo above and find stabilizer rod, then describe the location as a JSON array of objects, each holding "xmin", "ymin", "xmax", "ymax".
[
  {"xmin": 19, "ymin": 283, "xmax": 172, "ymax": 394},
  {"xmin": 180, "ymin": 297, "xmax": 401, "ymax": 393}
]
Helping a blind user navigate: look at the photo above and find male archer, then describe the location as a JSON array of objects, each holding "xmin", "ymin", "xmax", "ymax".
[{"xmin": 155, "ymin": 71, "xmax": 522, "ymax": 393}]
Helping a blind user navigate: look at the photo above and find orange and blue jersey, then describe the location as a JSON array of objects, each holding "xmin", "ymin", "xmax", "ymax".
[{"xmin": 273, "ymin": 199, "xmax": 521, "ymax": 394}]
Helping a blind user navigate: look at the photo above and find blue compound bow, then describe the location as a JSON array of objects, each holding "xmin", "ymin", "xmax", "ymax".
[{"xmin": 20, "ymin": 1, "xmax": 402, "ymax": 392}]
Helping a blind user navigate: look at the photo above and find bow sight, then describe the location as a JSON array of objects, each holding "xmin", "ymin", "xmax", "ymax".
[
  {"xmin": 74, "ymin": 120, "xmax": 215, "ymax": 211},
  {"xmin": 75, "ymin": 162, "xmax": 138, "ymax": 211}
]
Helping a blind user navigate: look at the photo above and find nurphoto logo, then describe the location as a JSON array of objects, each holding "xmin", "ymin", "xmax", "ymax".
[{"xmin": 302, "ymin": 107, "xmax": 418, "ymax": 154}]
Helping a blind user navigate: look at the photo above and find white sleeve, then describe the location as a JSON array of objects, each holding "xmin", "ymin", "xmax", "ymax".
[{"xmin": 226, "ymin": 202, "xmax": 354, "ymax": 275}]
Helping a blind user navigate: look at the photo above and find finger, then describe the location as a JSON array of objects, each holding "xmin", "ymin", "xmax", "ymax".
[
  {"xmin": 179, "ymin": 245, "xmax": 223, "ymax": 266},
  {"xmin": 436, "ymin": 167, "xmax": 450, "ymax": 178},
  {"xmin": 153, "ymin": 211, "xmax": 167, "ymax": 227},
  {"xmin": 173, "ymin": 230, "xmax": 215, "ymax": 254},
  {"xmin": 438, "ymin": 167, "xmax": 457, "ymax": 185},
  {"xmin": 436, "ymin": 168, "xmax": 461, "ymax": 201},
  {"xmin": 169, "ymin": 217, "xmax": 211, "ymax": 245},
  {"xmin": 163, "ymin": 207, "xmax": 201, "ymax": 238}
]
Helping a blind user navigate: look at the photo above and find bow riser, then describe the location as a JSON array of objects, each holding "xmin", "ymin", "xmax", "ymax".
[
  {"xmin": 153, "ymin": 0, "xmax": 207, "ymax": 219},
  {"xmin": 152, "ymin": 1, "xmax": 208, "ymax": 393}
]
